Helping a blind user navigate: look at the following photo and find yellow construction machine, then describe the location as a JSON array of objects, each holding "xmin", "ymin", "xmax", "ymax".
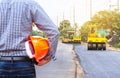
[
  {"xmin": 62, "ymin": 30, "xmax": 81, "ymax": 43},
  {"xmin": 87, "ymin": 28, "xmax": 107, "ymax": 50}
]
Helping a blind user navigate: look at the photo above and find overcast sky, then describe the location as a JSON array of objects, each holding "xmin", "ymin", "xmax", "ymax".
[{"xmin": 35, "ymin": 0, "xmax": 118, "ymax": 26}]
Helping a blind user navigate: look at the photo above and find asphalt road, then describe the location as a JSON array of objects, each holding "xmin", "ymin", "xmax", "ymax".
[
  {"xmin": 74, "ymin": 44, "xmax": 120, "ymax": 78},
  {"xmin": 35, "ymin": 42, "xmax": 76, "ymax": 78}
]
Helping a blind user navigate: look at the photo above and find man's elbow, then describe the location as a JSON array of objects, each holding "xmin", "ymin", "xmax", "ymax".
[{"xmin": 55, "ymin": 30, "xmax": 60, "ymax": 38}]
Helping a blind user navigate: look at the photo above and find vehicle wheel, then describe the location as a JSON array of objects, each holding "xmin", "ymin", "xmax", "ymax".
[
  {"xmin": 102, "ymin": 43, "xmax": 106, "ymax": 50},
  {"xmin": 92, "ymin": 43, "xmax": 97, "ymax": 50},
  {"xmin": 88, "ymin": 43, "xmax": 92, "ymax": 50},
  {"xmin": 97, "ymin": 44, "xmax": 102, "ymax": 50},
  {"xmin": 79, "ymin": 42, "xmax": 81, "ymax": 44},
  {"xmin": 88, "ymin": 44, "xmax": 90, "ymax": 50}
]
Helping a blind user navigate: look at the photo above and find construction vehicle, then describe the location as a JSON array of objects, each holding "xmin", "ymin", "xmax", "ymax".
[
  {"xmin": 87, "ymin": 28, "xmax": 107, "ymax": 50},
  {"xmin": 62, "ymin": 30, "xmax": 81, "ymax": 43}
]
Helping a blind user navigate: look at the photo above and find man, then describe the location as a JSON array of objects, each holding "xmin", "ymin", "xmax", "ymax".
[{"xmin": 0, "ymin": 0, "xmax": 59, "ymax": 78}]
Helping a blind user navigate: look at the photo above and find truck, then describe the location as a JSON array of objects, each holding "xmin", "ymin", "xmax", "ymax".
[
  {"xmin": 87, "ymin": 28, "xmax": 107, "ymax": 50},
  {"xmin": 62, "ymin": 30, "xmax": 81, "ymax": 43}
]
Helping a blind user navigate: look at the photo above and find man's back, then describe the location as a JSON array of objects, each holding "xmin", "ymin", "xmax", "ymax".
[
  {"xmin": 0, "ymin": 0, "xmax": 34, "ymax": 56},
  {"xmin": 0, "ymin": 0, "xmax": 59, "ymax": 77},
  {"xmin": 0, "ymin": 0, "xmax": 59, "ymax": 59}
]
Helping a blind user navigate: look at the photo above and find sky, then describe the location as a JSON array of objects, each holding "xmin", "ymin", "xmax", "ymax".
[{"xmin": 35, "ymin": 0, "xmax": 119, "ymax": 27}]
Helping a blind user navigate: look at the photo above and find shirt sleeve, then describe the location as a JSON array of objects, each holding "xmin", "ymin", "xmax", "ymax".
[{"xmin": 30, "ymin": 2, "xmax": 60, "ymax": 60}]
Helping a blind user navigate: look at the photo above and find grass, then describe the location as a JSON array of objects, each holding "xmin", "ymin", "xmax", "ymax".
[{"xmin": 114, "ymin": 42, "xmax": 120, "ymax": 48}]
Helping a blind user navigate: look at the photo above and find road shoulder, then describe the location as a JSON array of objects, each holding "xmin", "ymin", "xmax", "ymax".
[{"xmin": 72, "ymin": 48, "xmax": 85, "ymax": 78}]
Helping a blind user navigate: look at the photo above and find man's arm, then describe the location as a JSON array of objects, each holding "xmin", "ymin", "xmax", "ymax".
[{"xmin": 30, "ymin": 2, "xmax": 60, "ymax": 61}]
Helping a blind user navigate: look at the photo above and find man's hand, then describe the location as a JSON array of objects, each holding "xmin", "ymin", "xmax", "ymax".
[{"xmin": 37, "ymin": 56, "xmax": 51, "ymax": 66}]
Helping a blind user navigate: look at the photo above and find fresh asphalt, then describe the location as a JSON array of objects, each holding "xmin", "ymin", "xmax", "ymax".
[{"xmin": 74, "ymin": 44, "xmax": 120, "ymax": 78}]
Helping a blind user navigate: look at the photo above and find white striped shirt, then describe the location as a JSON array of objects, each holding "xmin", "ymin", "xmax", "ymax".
[{"xmin": 0, "ymin": 0, "xmax": 59, "ymax": 59}]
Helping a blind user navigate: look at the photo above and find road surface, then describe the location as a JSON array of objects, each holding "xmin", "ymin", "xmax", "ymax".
[{"xmin": 74, "ymin": 44, "xmax": 120, "ymax": 78}]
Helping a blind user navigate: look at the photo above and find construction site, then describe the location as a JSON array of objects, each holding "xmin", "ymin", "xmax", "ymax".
[{"xmin": 34, "ymin": 0, "xmax": 120, "ymax": 78}]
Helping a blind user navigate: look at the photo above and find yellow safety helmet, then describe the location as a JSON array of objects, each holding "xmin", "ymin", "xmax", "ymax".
[{"xmin": 25, "ymin": 36, "xmax": 49, "ymax": 63}]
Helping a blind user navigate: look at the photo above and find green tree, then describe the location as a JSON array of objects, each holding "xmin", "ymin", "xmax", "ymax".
[
  {"xmin": 32, "ymin": 23, "xmax": 46, "ymax": 37},
  {"xmin": 80, "ymin": 21, "xmax": 91, "ymax": 41},
  {"xmin": 59, "ymin": 20, "xmax": 73, "ymax": 38},
  {"xmin": 91, "ymin": 10, "xmax": 120, "ymax": 35}
]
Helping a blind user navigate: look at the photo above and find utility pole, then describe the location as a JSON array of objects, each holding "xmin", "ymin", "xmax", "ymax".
[
  {"xmin": 73, "ymin": 0, "xmax": 76, "ymax": 25},
  {"xmin": 73, "ymin": 0, "xmax": 76, "ymax": 35},
  {"xmin": 63, "ymin": 12, "xmax": 65, "ymax": 20},
  {"xmin": 109, "ymin": 0, "xmax": 111, "ymax": 10},
  {"xmin": 117, "ymin": 0, "xmax": 119, "ymax": 11},
  {"xmin": 73, "ymin": 4, "xmax": 76, "ymax": 25},
  {"xmin": 90, "ymin": 0, "xmax": 92, "ymax": 18}
]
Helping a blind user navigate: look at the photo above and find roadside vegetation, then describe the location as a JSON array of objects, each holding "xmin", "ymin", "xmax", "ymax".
[
  {"xmin": 31, "ymin": 23, "xmax": 47, "ymax": 38},
  {"xmin": 114, "ymin": 42, "xmax": 120, "ymax": 48}
]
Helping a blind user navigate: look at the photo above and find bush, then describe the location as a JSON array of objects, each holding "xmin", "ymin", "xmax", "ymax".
[
  {"xmin": 59, "ymin": 36, "xmax": 64, "ymax": 40},
  {"xmin": 32, "ymin": 31, "xmax": 46, "ymax": 37},
  {"xmin": 114, "ymin": 42, "xmax": 120, "ymax": 48}
]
